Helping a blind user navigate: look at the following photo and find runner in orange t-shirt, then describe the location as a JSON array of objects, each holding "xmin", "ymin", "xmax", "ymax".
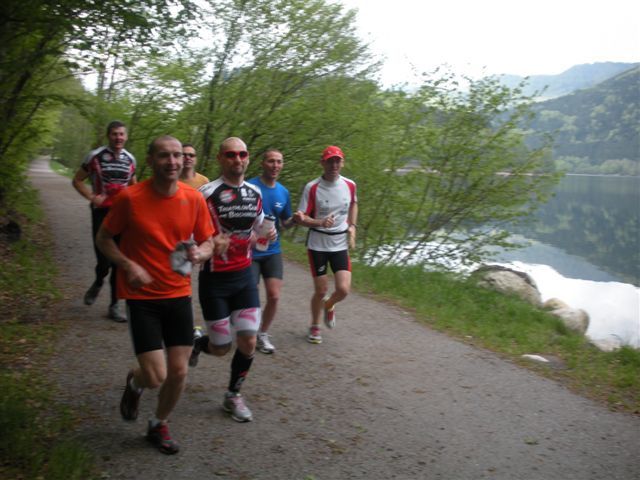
[{"xmin": 96, "ymin": 135, "xmax": 216, "ymax": 454}]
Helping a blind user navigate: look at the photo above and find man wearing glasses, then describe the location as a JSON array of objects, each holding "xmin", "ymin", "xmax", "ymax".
[
  {"xmin": 96, "ymin": 135, "xmax": 215, "ymax": 454},
  {"xmin": 180, "ymin": 143, "xmax": 209, "ymax": 189},
  {"xmin": 190, "ymin": 137, "xmax": 275, "ymax": 422}
]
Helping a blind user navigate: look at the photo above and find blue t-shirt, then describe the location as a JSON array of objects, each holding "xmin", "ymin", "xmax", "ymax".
[{"xmin": 248, "ymin": 177, "xmax": 292, "ymax": 257}]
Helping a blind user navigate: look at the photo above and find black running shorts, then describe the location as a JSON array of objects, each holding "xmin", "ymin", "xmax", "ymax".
[
  {"xmin": 126, "ymin": 296, "xmax": 194, "ymax": 355},
  {"xmin": 198, "ymin": 267, "xmax": 260, "ymax": 321},
  {"xmin": 307, "ymin": 249, "xmax": 351, "ymax": 277}
]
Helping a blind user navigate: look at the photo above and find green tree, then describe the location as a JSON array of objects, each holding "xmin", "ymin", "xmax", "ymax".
[
  {"xmin": 176, "ymin": 0, "xmax": 377, "ymax": 172},
  {"xmin": 354, "ymin": 73, "xmax": 560, "ymax": 268},
  {"xmin": 0, "ymin": 0, "xmax": 195, "ymax": 211}
]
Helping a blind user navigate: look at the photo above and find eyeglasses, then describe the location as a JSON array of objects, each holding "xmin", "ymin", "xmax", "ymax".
[
  {"xmin": 224, "ymin": 150, "xmax": 248, "ymax": 159},
  {"xmin": 183, "ymin": 153, "xmax": 196, "ymax": 158}
]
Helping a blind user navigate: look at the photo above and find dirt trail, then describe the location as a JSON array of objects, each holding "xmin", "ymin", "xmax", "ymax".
[{"xmin": 29, "ymin": 158, "xmax": 639, "ymax": 480}]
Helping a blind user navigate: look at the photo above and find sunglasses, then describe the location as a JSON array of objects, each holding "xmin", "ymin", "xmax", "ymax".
[
  {"xmin": 183, "ymin": 153, "xmax": 196, "ymax": 158},
  {"xmin": 224, "ymin": 150, "xmax": 249, "ymax": 159}
]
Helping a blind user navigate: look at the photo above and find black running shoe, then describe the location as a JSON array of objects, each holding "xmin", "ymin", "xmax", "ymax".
[
  {"xmin": 120, "ymin": 370, "xmax": 142, "ymax": 421},
  {"xmin": 146, "ymin": 421, "xmax": 180, "ymax": 454},
  {"xmin": 83, "ymin": 280, "xmax": 102, "ymax": 305}
]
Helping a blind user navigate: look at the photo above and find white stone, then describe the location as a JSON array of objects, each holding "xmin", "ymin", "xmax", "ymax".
[
  {"xmin": 521, "ymin": 354, "xmax": 550, "ymax": 363},
  {"xmin": 473, "ymin": 265, "xmax": 542, "ymax": 306}
]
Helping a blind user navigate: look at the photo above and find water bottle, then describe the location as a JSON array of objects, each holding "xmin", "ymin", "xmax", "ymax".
[{"xmin": 255, "ymin": 215, "xmax": 276, "ymax": 251}]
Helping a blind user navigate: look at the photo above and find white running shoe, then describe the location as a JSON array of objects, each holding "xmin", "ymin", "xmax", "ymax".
[
  {"xmin": 223, "ymin": 392, "xmax": 253, "ymax": 422},
  {"xmin": 307, "ymin": 326, "xmax": 322, "ymax": 344},
  {"xmin": 257, "ymin": 332, "xmax": 275, "ymax": 354}
]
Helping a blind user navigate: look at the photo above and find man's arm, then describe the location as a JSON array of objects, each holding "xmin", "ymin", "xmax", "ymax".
[
  {"xmin": 281, "ymin": 216, "xmax": 295, "ymax": 229},
  {"xmin": 347, "ymin": 201, "xmax": 358, "ymax": 250},
  {"xmin": 187, "ymin": 236, "xmax": 214, "ymax": 264},
  {"xmin": 293, "ymin": 211, "xmax": 335, "ymax": 229},
  {"xmin": 96, "ymin": 225, "xmax": 152, "ymax": 288},
  {"xmin": 72, "ymin": 168, "xmax": 106, "ymax": 207}
]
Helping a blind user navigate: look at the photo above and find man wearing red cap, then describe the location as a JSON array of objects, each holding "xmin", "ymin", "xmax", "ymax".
[{"xmin": 293, "ymin": 145, "xmax": 358, "ymax": 344}]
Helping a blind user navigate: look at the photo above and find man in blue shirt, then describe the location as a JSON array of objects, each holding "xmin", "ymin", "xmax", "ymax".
[{"xmin": 248, "ymin": 149, "xmax": 293, "ymax": 354}]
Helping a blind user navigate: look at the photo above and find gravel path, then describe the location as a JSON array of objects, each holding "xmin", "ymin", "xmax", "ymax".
[{"xmin": 29, "ymin": 158, "xmax": 640, "ymax": 480}]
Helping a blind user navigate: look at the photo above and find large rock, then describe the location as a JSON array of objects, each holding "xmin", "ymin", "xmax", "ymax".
[
  {"xmin": 543, "ymin": 298, "xmax": 590, "ymax": 335},
  {"xmin": 472, "ymin": 265, "xmax": 542, "ymax": 306}
]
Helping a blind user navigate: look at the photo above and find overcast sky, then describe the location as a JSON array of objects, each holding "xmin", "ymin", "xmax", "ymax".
[{"xmin": 338, "ymin": 0, "xmax": 640, "ymax": 86}]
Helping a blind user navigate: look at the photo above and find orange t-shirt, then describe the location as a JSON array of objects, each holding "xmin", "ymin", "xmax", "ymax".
[{"xmin": 102, "ymin": 179, "xmax": 215, "ymax": 300}]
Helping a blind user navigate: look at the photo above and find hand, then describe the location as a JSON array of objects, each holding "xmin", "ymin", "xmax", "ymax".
[
  {"xmin": 187, "ymin": 244, "xmax": 210, "ymax": 264},
  {"xmin": 267, "ymin": 226, "xmax": 277, "ymax": 242},
  {"xmin": 293, "ymin": 211, "xmax": 305, "ymax": 224},
  {"xmin": 123, "ymin": 261, "xmax": 153, "ymax": 289},
  {"xmin": 321, "ymin": 214, "xmax": 335, "ymax": 228},
  {"xmin": 348, "ymin": 226, "xmax": 356, "ymax": 250},
  {"xmin": 213, "ymin": 233, "xmax": 230, "ymax": 256},
  {"xmin": 91, "ymin": 194, "xmax": 107, "ymax": 207}
]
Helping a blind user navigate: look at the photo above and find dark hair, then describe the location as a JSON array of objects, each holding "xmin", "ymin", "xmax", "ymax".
[
  {"xmin": 182, "ymin": 143, "xmax": 195, "ymax": 150},
  {"xmin": 263, "ymin": 148, "xmax": 283, "ymax": 160},
  {"xmin": 147, "ymin": 135, "xmax": 180, "ymax": 155},
  {"xmin": 106, "ymin": 120, "xmax": 126, "ymax": 135}
]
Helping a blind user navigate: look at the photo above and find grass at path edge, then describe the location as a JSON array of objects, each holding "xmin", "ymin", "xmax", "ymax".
[{"xmin": 0, "ymin": 183, "xmax": 97, "ymax": 479}]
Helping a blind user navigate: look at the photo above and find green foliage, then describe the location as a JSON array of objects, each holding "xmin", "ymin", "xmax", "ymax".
[
  {"xmin": 0, "ymin": 192, "xmax": 96, "ymax": 479},
  {"xmin": 5, "ymin": 0, "xmax": 563, "ymax": 270},
  {"xmin": 528, "ymin": 66, "xmax": 640, "ymax": 175},
  {"xmin": 0, "ymin": 0, "xmax": 198, "ymax": 208},
  {"xmin": 354, "ymin": 72, "xmax": 559, "ymax": 268}
]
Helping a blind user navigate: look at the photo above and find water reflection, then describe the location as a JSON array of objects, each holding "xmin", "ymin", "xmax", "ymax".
[{"xmin": 510, "ymin": 175, "xmax": 640, "ymax": 286}]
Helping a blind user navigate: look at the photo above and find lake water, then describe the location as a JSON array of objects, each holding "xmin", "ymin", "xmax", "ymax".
[
  {"xmin": 498, "ymin": 175, "xmax": 640, "ymax": 286},
  {"xmin": 493, "ymin": 175, "xmax": 640, "ymax": 349},
  {"xmin": 372, "ymin": 175, "xmax": 640, "ymax": 349}
]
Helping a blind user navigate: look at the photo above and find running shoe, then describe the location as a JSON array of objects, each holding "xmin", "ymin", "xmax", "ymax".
[
  {"xmin": 323, "ymin": 305, "xmax": 336, "ymax": 329},
  {"xmin": 83, "ymin": 280, "xmax": 102, "ymax": 305},
  {"xmin": 108, "ymin": 303, "xmax": 127, "ymax": 323},
  {"xmin": 120, "ymin": 370, "xmax": 142, "ymax": 421},
  {"xmin": 223, "ymin": 392, "xmax": 253, "ymax": 422},
  {"xmin": 256, "ymin": 332, "xmax": 275, "ymax": 354},
  {"xmin": 189, "ymin": 328, "xmax": 205, "ymax": 367},
  {"xmin": 146, "ymin": 421, "xmax": 180, "ymax": 455},
  {"xmin": 307, "ymin": 325, "xmax": 322, "ymax": 344}
]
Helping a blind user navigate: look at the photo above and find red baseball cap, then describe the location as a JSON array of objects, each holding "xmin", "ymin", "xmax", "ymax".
[{"xmin": 322, "ymin": 145, "xmax": 344, "ymax": 161}]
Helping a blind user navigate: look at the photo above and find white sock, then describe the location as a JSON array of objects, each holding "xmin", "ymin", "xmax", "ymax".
[
  {"xmin": 129, "ymin": 375, "xmax": 143, "ymax": 393},
  {"xmin": 149, "ymin": 416, "xmax": 165, "ymax": 428}
]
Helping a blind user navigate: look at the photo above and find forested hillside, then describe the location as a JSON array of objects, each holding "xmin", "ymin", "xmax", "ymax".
[
  {"xmin": 499, "ymin": 62, "xmax": 638, "ymax": 99},
  {"xmin": 526, "ymin": 66, "xmax": 639, "ymax": 175}
]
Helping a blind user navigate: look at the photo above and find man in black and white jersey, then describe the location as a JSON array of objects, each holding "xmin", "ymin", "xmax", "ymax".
[
  {"xmin": 72, "ymin": 121, "xmax": 137, "ymax": 322},
  {"xmin": 190, "ymin": 137, "xmax": 275, "ymax": 423}
]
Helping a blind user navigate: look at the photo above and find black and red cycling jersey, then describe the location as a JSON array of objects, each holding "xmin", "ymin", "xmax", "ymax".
[
  {"xmin": 82, "ymin": 146, "xmax": 136, "ymax": 208},
  {"xmin": 199, "ymin": 178, "xmax": 264, "ymax": 272}
]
